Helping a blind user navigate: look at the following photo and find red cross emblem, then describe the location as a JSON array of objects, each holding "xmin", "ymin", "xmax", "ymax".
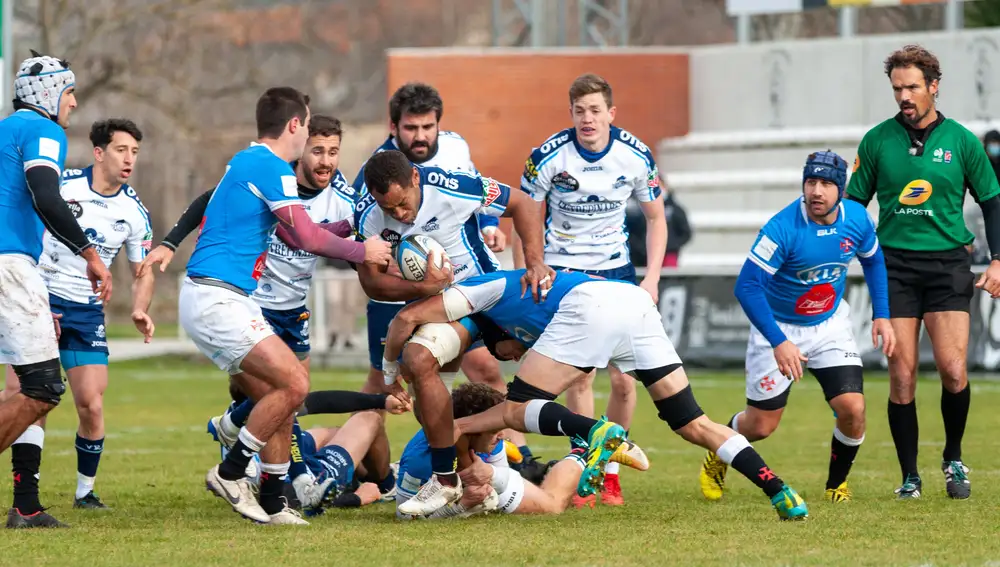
[
  {"xmin": 840, "ymin": 237, "xmax": 855, "ymax": 253},
  {"xmin": 760, "ymin": 376, "xmax": 776, "ymax": 392}
]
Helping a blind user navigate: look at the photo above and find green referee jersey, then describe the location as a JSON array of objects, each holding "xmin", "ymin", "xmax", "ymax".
[{"xmin": 846, "ymin": 113, "xmax": 1000, "ymax": 252}]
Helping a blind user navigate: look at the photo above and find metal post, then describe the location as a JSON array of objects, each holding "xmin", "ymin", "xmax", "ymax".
[
  {"xmin": 2, "ymin": 0, "xmax": 11, "ymax": 115},
  {"xmin": 491, "ymin": 0, "xmax": 502, "ymax": 47},
  {"xmin": 531, "ymin": 0, "xmax": 546, "ymax": 47},
  {"xmin": 838, "ymin": 6, "xmax": 856, "ymax": 38},
  {"xmin": 736, "ymin": 13, "xmax": 751, "ymax": 44},
  {"xmin": 556, "ymin": 0, "xmax": 566, "ymax": 46},
  {"xmin": 944, "ymin": 0, "xmax": 963, "ymax": 31},
  {"xmin": 578, "ymin": 0, "xmax": 588, "ymax": 46},
  {"xmin": 618, "ymin": 0, "xmax": 628, "ymax": 46}
]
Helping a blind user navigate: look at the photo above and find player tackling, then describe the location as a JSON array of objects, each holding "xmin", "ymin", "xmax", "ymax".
[{"xmin": 699, "ymin": 150, "xmax": 895, "ymax": 504}]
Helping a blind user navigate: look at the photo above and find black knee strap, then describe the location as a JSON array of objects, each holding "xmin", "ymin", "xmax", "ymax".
[
  {"xmin": 13, "ymin": 358, "xmax": 65, "ymax": 406},
  {"xmin": 811, "ymin": 365, "xmax": 864, "ymax": 402},
  {"xmin": 653, "ymin": 384, "xmax": 704, "ymax": 431},
  {"xmin": 634, "ymin": 363, "xmax": 683, "ymax": 389},
  {"xmin": 506, "ymin": 376, "xmax": 559, "ymax": 403}
]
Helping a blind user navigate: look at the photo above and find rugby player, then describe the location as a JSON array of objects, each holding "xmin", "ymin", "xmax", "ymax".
[
  {"xmin": 514, "ymin": 73, "xmax": 666, "ymax": 506},
  {"xmin": 179, "ymin": 87, "xmax": 391, "ymax": 525},
  {"xmin": 0, "ymin": 52, "xmax": 113, "ymax": 529},
  {"xmin": 383, "ymin": 268, "xmax": 809, "ymax": 520},
  {"xmin": 846, "ymin": 45, "xmax": 1000, "ymax": 500},
  {"xmin": 356, "ymin": 149, "xmax": 551, "ymax": 516},
  {"xmin": 351, "ymin": 83, "xmax": 540, "ymax": 473},
  {"xmin": 699, "ymin": 151, "xmax": 894, "ymax": 504},
  {"xmin": 395, "ymin": 354, "xmax": 649, "ymax": 520}
]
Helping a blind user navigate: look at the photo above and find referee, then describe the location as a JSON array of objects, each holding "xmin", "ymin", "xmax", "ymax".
[{"xmin": 846, "ymin": 45, "xmax": 1000, "ymax": 501}]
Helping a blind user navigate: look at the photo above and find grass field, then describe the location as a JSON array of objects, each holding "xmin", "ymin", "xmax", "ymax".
[{"xmin": 3, "ymin": 357, "xmax": 1000, "ymax": 566}]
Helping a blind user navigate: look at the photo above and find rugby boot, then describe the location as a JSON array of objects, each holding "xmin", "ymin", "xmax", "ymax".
[
  {"xmin": 943, "ymin": 461, "xmax": 970, "ymax": 500},
  {"xmin": 600, "ymin": 474, "xmax": 624, "ymax": 506},
  {"xmin": 824, "ymin": 481, "xmax": 851, "ymax": 503},
  {"xmin": 894, "ymin": 474, "xmax": 922, "ymax": 500},
  {"xmin": 771, "ymin": 485, "xmax": 808, "ymax": 520},
  {"xmin": 6, "ymin": 507, "xmax": 69, "ymax": 529},
  {"xmin": 73, "ymin": 491, "xmax": 110, "ymax": 509},
  {"xmin": 699, "ymin": 450, "xmax": 728, "ymax": 501},
  {"xmin": 577, "ymin": 417, "xmax": 627, "ymax": 497},
  {"xmin": 397, "ymin": 474, "xmax": 463, "ymax": 517}
]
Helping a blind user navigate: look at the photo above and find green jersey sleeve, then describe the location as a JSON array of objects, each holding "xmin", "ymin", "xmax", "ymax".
[
  {"xmin": 846, "ymin": 131, "xmax": 877, "ymax": 203},
  {"xmin": 963, "ymin": 127, "xmax": 1000, "ymax": 203}
]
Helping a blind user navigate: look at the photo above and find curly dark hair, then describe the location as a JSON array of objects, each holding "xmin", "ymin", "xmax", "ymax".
[
  {"xmin": 884, "ymin": 45, "xmax": 942, "ymax": 86},
  {"xmin": 309, "ymin": 114, "xmax": 342, "ymax": 139},
  {"xmin": 362, "ymin": 149, "xmax": 413, "ymax": 195},
  {"xmin": 89, "ymin": 118, "xmax": 143, "ymax": 148},
  {"xmin": 452, "ymin": 382, "xmax": 505, "ymax": 420},
  {"xmin": 389, "ymin": 82, "xmax": 443, "ymax": 125}
]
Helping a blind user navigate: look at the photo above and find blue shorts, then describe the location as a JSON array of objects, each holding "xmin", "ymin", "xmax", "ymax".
[
  {"xmin": 367, "ymin": 300, "xmax": 486, "ymax": 370},
  {"xmin": 550, "ymin": 263, "xmax": 638, "ymax": 285},
  {"xmin": 300, "ymin": 431, "xmax": 356, "ymax": 488},
  {"xmin": 261, "ymin": 305, "xmax": 311, "ymax": 354},
  {"xmin": 395, "ymin": 430, "xmax": 432, "ymax": 501},
  {"xmin": 49, "ymin": 294, "xmax": 108, "ymax": 368}
]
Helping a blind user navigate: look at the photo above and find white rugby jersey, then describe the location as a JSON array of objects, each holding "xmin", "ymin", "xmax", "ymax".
[
  {"xmin": 351, "ymin": 131, "xmax": 477, "ymax": 194},
  {"xmin": 520, "ymin": 126, "xmax": 661, "ymax": 271},
  {"xmin": 38, "ymin": 166, "xmax": 152, "ymax": 305},
  {"xmin": 354, "ymin": 165, "xmax": 509, "ymax": 284},
  {"xmin": 252, "ymin": 170, "xmax": 357, "ymax": 311}
]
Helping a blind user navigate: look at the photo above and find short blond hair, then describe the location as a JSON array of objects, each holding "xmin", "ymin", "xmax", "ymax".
[{"xmin": 569, "ymin": 73, "xmax": 613, "ymax": 107}]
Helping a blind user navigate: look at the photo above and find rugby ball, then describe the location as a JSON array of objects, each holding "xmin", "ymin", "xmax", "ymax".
[{"xmin": 396, "ymin": 234, "xmax": 449, "ymax": 281}]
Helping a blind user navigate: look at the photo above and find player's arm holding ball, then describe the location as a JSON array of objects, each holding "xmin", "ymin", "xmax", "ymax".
[{"xmin": 735, "ymin": 225, "xmax": 807, "ymax": 381}]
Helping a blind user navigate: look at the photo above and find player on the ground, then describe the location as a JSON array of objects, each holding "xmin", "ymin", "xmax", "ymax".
[
  {"xmin": 395, "ymin": 347, "xmax": 649, "ymax": 520},
  {"xmin": 16, "ymin": 119, "xmax": 154, "ymax": 514},
  {"xmin": 351, "ymin": 83, "xmax": 541, "ymax": 474},
  {"xmin": 179, "ymin": 87, "xmax": 391, "ymax": 525},
  {"xmin": 0, "ymin": 52, "xmax": 114, "ymax": 529},
  {"xmin": 513, "ymin": 72, "xmax": 666, "ymax": 507},
  {"xmin": 846, "ymin": 45, "xmax": 1000, "ymax": 500},
  {"xmin": 698, "ymin": 151, "xmax": 895, "ymax": 504},
  {"xmin": 383, "ymin": 267, "xmax": 809, "ymax": 520},
  {"xmin": 357, "ymin": 149, "xmax": 550, "ymax": 516},
  {"xmin": 208, "ymin": 385, "xmax": 410, "ymax": 513}
]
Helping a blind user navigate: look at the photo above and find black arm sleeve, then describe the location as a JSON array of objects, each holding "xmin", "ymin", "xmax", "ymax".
[
  {"xmin": 161, "ymin": 188, "xmax": 214, "ymax": 250},
  {"xmin": 297, "ymin": 390, "xmax": 387, "ymax": 416},
  {"xmin": 845, "ymin": 193, "xmax": 871, "ymax": 207},
  {"xmin": 25, "ymin": 166, "xmax": 92, "ymax": 255},
  {"xmin": 978, "ymin": 194, "xmax": 1000, "ymax": 258}
]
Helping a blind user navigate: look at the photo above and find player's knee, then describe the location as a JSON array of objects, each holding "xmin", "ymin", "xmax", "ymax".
[
  {"xmin": 462, "ymin": 355, "xmax": 503, "ymax": 389},
  {"xmin": 13, "ymin": 358, "xmax": 65, "ymax": 407},
  {"xmin": 285, "ymin": 367, "xmax": 310, "ymax": 406},
  {"xmin": 75, "ymin": 395, "xmax": 104, "ymax": 423},
  {"xmin": 402, "ymin": 343, "xmax": 437, "ymax": 382},
  {"xmin": 938, "ymin": 362, "xmax": 967, "ymax": 393},
  {"xmin": 653, "ymin": 384, "xmax": 704, "ymax": 432},
  {"xmin": 569, "ymin": 371, "xmax": 594, "ymax": 393},
  {"xmin": 740, "ymin": 416, "xmax": 780, "ymax": 441},
  {"xmin": 609, "ymin": 369, "xmax": 636, "ymax": 397},
  {"xmin": 506, "ymin": 376, "xmax": 559, "ymax": 404}
]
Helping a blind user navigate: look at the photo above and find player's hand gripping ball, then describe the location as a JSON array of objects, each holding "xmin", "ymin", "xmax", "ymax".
[{"xmin": 395, "ymin": 234, "xmax": 451, "ymax": 281}]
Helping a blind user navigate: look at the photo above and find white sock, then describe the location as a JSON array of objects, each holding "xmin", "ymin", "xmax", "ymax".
[
  {"xmin": 729, "ymin": 411, "xmax": 744, "ymax": 434},
  {"xmin": 238, "ymin": 427, "xmax": 266, "ymax": 452},
  {"xmin": 260, "ymin": 461, "xmax": 291, "ymax": 478},
  {"xmin": 220, "ymin": 413, "xmax": 239, "ymax": 438},
  {"xmin": 715, "ymin": 434, "xmax": 752, "ymax": 465},
  {"xmin": 605, "ymin": 462, "xmax": 620, "ymax": 475},
  {"xmin": 833, "ymin": 427, "xmax": 865, "ymax": 446},
  {"xmin": 564, "ymin": 452, "xmax": 585, "ymax": 471},
  {"xmin": 76, "ymin": 473, "xmax": 96, "ymax": 500},
  {"xmin": 523, "ymin": 400, "xmax": 550, "ymax": 435},
  {"xmin": 13, "ymin": 424, "xmax": 44, "ymax": 448}
]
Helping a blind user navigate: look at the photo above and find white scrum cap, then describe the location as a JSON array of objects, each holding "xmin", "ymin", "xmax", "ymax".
[{"xmin": 14, "ymin": 50, "xmax": 75, "ymax": 120}]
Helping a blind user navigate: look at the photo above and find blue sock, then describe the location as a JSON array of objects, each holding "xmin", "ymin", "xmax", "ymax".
[
  {"xmin": 519, "ymin": 445, "xmax": 534, "ymax": 460},
  {"xmin": 229, "ymin": 399, "xmax": 255, "ymax": 429},
  {"xmin": 430, "ymin": 446, "xmax": 457, "ymax": 477},
  {"xmin": 76, "ymin": 434, "xmax": 104, "ymax": 478},
  {"xmin": 289, "ymin": 421, "xmax": 310, "ymax": 479},
  {"xmin": 377, "ymin": 467, "xmax": 396, "ymax": 494}
]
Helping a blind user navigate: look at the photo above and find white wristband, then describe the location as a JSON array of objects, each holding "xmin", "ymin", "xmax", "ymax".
[
  {"xmin": 382, "ymin": 359, "xmax": 399, "ymax": 385},
  {"xmin": 482, "ymin": 226, "xmax": 497, "ymax": 235}
]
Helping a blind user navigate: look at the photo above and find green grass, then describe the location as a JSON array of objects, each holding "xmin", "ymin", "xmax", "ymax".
[
  {"xmin": 4, "ymin": 358, "xmax": 1000, "ymax": 566},
  {"xmin": 104, "ymin": 322, "xmax": 179, "ymax": 339}
]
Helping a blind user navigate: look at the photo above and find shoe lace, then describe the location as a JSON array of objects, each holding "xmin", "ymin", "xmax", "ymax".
[
  {"xmin": 415, "ymin": 478, "xmax": 443, "ymax": 502},
  {"xmin": 898, "ymin": 474, "xmax": 920, "ymax": 492},
  {"xmin": 946, "ymin": 462, "xmax": 969, "ymax": 482}
]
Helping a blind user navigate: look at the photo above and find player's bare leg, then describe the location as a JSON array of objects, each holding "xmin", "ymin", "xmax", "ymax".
[
  {"xmin": 515, "ymin": 454, "xmax": 587, "ymax": 514},
  {"xmin": 566, "ymin": 372, "xmax": 598, "ymax": 507},
  {"xmin": 461, "ymin": 346, "xmax": 536, "ymax": 477},
  {"xmin": 887, "ymin": 317, "xmax": 923, "ymax": 499},
  {"xmin": 1, "ymin": 366, "xmax": 64, "ymax": 528},
  {"xmin": 924, "ymin": 311, "xmax": 972, "ymax": 499},
  {"xmin": 67, "ymin": 365, "xmax": 110, "ymax": 509},
  {"xmin": 601, "ymin": 364, "xmax": 636, "ymax": 506},
  {"xmin": 639, "ymin": 364, "xmax": 806, "ymax": 520},
  {"xmin": 296, "ymin": 412, "xmax": 386, "ymax": 510},
  {"xmin": 205, "ymin": 336, "xmax": 308, "ymax": 524}
]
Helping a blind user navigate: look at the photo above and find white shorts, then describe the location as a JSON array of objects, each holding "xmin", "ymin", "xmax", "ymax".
[
  {"xmin": 531, "ymin": 281, "xmax": 681, "ymax": 374},
  {"xmin": 0, "ymin": 255, "xmax": 59, "ymax": 365},
  {"xmin": 745, "ymin": 302, "xmax": 861, "ymax": 404},
  {"xmin": 179, "ymin": 278, "xmax": 274, "ymax": 375}
]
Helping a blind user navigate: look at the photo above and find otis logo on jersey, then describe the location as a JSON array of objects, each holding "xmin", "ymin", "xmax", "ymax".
[{"xmin": 898, "ymin": 179, "xmax": 933, "ymax": 206}]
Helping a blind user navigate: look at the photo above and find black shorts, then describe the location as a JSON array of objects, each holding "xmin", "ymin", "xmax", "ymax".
[{"xmin": 882, "ymin": 246, "xmax": 975, "ymax": 318}]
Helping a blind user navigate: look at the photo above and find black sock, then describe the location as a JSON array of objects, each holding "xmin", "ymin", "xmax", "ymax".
[
  {"xmin": 11, "ymin": 443, "xmax": 43, "ymax": 515},
  {"xmin": 887, "ymin": 400, "xmax": 919, "ymax": 480},
  {"xmin": 826, "ymin": 433, "xmax": 862, "ymax": 489},
  {"xmin": 258, "ymin": 471, "xmax": 286, "ymax": 515},
  {"xmin": 533, "ymin": 402, "xmax": 600, "ymax": 443},
  {"xmin": 376, "ymin": 468, "xmax": 396, "ymax": 494},
  {"xmin": 430, "ymin": 446, "xmax": 458, "ymax": 486},
  {"xmin": 941, "ymin": 384, "xmax": 970, "ymax": 462},
  {"xmin": 730, "ymin": 447, "xmax": 785, "ymax": 498},
  {"xmin": 218, "ymin": 439, "xmax": 255, "ymax": 481}
]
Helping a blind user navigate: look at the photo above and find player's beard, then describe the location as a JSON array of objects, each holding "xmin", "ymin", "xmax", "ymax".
[
  {"xmin": 400, "ymin": 139, "xmax": 438, "ymax": 164},
  {"xmin": 303, "ymin": 166, "xmax": 332, "ymax": 189},
  {"xmin": 899, "ymin": 102, "xmax": 928, "ymax": 127}
]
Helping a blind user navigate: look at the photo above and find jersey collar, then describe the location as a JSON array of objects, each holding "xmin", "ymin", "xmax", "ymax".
[
  {"xmin": 571, "ymin": 126, "xmax": 617, "ymax": 163},
  {"xmin": 84, "ymin": 165, "xmax": 128, "ymax": 198},
  {"xmin": 250, "ymin": 141, "xmax": 280, "ymax": 158},
  {"xmin": 799, "ymin": 197, "xmax": 844, "ymax": 224}
]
